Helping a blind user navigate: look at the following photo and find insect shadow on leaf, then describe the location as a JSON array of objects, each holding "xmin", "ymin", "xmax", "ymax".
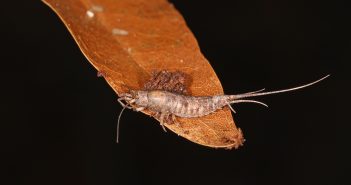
[{"xmin": 116, "ymin": 70, "xmax": 330, "ymax": 143}]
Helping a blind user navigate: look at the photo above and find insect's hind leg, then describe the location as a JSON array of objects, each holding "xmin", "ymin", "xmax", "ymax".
[
  {"xmin": 152, "ymin": 113, "xmax": 179, "ymax": 131},
  {"xmin": 166, "ymin": 114, "xmax": 181, "ymax": 127},
  {"xmin": 171, "ymin": 114, "xmax": 181, "ymax": 127},
  {"xmin": 160, "ymin": 114, "xmax": 178, "ymax": 125}
]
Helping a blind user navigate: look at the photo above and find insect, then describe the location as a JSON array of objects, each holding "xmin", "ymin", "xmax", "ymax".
[{"xmin": 116, "ymin": 71, "xmax": 329, "ymax": 142}]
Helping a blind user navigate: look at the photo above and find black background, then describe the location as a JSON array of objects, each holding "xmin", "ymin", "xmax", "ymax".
[{"xmin": 2, "ymin": 0, "xmax": 350, "ymax": 185}]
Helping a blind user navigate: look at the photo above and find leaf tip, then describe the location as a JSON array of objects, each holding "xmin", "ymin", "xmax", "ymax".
[{"xmin": 224, "ymin": 128, "xmax": 245, "ymax": 150}]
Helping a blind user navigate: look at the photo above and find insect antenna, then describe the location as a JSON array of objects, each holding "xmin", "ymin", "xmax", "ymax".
[
  {"xmin": 229, "ymin": 74, "xmax": 330, "ymax": 104},
  {"xmin": 241, "ymin": 88, "xmax": 266, "ymax": 95},
  {"xmin": 116, "ymin": 106, "xmax": 127, "ymax": 143},
  {"xmin": 116, "ymin": 103, "xmax": 132, "ymax": 143}
]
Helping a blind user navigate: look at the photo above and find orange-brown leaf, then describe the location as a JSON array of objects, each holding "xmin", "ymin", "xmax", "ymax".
[{"xmin": 43, "ymin": 0, "xmax": 244, "ymax": 149}]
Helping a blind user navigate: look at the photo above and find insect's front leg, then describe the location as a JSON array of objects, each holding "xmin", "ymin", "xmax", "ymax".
[
  {"xmin": 117, "ymin": 97, "xmax": 133, "ymax": 109},
  {"xmin": 117, "ymin": 97, "xmax": 128, "ymax": 107},
  {"xmin": 134, "ymin": 107, "xmax": 145, "ymax": 112}
]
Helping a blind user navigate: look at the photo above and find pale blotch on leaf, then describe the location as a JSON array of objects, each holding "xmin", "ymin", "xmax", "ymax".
[
  {"xmin": 86, "ymin": 5, "xmax": 103, "ymax": 18},
  {"xmin": 86, "ymin": 10, "xmax": 94, "ymax": 18},
  {"xmin": 112, "ymin": 28, "xmax": 129, "ymax": 36},
  {"xmin": 91, "ymin": 5, "xmax": 103, "ymax": 12}
]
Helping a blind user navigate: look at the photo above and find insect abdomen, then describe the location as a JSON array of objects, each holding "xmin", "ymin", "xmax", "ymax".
[
  {"xmin": 145, "ymin": 90, "xmax": 229, "ymax": 118},
  {"xmin": 172, "ymin": 95, "xmax": 228, "ymax": 118}
]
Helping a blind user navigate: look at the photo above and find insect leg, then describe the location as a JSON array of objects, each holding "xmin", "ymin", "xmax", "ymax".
[
  {"xmin": 171, "ymin": 114, "xmax": 181, "ymax": 127},
  {"xmin": 159, "ymin": 113, "xmax": 168, "ymax": 132},
  {"xmin": 163, "ymin": 114, "xmax": 176, "ymax": 125},
  {"xmin": 134, "ymin": 107, "xmax": 145, "ymax": 112},
  {"xmin": 119, "ymin": 93, "xmax": 132, "ymax": 98},
  {"xmin": 117, "ymin": 97, "xmax": 133, "ymax": 109},
  {"xmin": 153, "ymin": 112, "xmax": 160, "ymax": 118},
  {"xmin": 97, "ymin": 71, "xmax": 105, "ymax": 77},
  {"xmin": 117, "ymin": 97, "xmax": 127, "ymax": 106}
]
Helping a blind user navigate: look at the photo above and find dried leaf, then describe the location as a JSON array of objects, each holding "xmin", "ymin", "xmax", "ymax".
[{"xmin": 43, "ymin": 0, "xmax": 244, "ymax": 149}]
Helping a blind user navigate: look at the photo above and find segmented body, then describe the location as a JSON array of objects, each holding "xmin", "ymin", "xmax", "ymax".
[
  {"xmin": 139, "ymin": 90, "xmax": 230, "ymax": 118},
  {"xmin": 116, "ymin": 73, "xmax": 329, "ymax": 143}
]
